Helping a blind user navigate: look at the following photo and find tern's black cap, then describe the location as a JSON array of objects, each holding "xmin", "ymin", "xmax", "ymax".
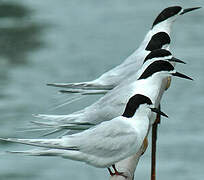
[
  {"xmin": 143, "ymin": 49, "xmax": 171, "ymax": 63},
  {"xmin": 152, "ymin": 6, "xmax": 182, "ymax": 28},
  {"xmin": 122, "ymin": 94, "xmax": 152, "ymax": 118},
  {"xmin": 138, "ymin": 60, "xmax": 174, "ymax": 80},
  {"xmin": 145, "ymin": 32, "xmax": 170, "ymax": 51}
]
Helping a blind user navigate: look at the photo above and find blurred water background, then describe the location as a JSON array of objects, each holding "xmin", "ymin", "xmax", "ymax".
[{"xmin": 0, "ymin": 0, "xmax": 203, "ymax": 180}]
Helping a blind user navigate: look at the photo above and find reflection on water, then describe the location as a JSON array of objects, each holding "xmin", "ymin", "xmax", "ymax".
[
  {"xmin": 0, "ymin": 1, "xmax": 46, "ymax": 120},
  {"xmin": 0, "ymin": 23, "xmax": 44, "ymax": 64},
  {"xmin": 0, "ymin": 3, "xmax": 30, "ymax": 18},
  {"xmin": 0, "ymin": 2, "xmax": 44, "ymax": 65}
]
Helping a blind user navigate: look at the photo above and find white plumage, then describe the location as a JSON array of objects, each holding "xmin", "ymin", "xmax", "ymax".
[
  {"xmin": 47, "ymin": 6, "xmax": 199, "ymax": 95},
  {"xmin": 33, "ymin": 52, "xmax": 191, "ymax": 135},
  {"xmin": 1, "ymin": 94, "xmax": 159, "ymax": 168}
]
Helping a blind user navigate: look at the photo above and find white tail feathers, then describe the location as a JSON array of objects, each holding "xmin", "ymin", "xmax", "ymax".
[
  {"xmin": 6, "ymin": 148, "xmax": 72, "ymax": 157},
  {"xmin": 29, "ymin": 113, "xmax": 93, "ymax": 136},
  {"xmin": 47, "ymin": 82, "xmax": 90, "ymax": 88},
  {"xmin": 6, "ymin": 148, "xmax": 84, "ymax": 163},
  {"xmin": 47, "ymin": 82, "xmax": 113, "ymax": 91},
  {"xmin": 33, "ymin": 114, "xmax": 73, "ymax": 121},
  {"xmin": 59, "ymin": 89, "xmax": 108, "ymax": 95},
  {"xmin": 30, "ymin": 120, "xmax": 94, "ymax": 131},
  {"xmin": 0, "ymin": 138, "xmax": 79, "ymax": 150}
]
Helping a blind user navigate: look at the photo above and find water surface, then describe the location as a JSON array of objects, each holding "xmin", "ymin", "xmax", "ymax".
[{"xmin": 0, "ymin": 1, "xmax": 204, "ymax": 180}]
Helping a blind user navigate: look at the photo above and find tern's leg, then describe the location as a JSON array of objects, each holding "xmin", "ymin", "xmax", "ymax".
[{"xmin": 112, "ymin": 164, "xmax": 127, "ymax": 178}]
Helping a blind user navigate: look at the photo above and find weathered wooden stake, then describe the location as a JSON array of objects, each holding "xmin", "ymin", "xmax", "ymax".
[{"xmin": 151, "ymin": 107, "xmax": 161, "ymax": 180}]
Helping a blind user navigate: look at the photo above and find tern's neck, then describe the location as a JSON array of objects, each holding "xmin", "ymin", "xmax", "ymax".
[
  {"xmin": 130, "ymin": 106, "xmax": 151, "ymax": 137},
  {"xmin": 152, "ymin": 19, "xmax": 173, "ymax": 35},
  {"xmin": 134, "ymin": 74, "xmax": 165, "ymax": 106},
  {"xmin": 138, "ymin": 20, "xmax": 172, "ymax": 51},
  {"xmin": 148, "ymin": 73, "xmax": 169, "ymax": 87},
  {"xmin": 149, "ymin": 73, "xmax": 170, "ymax": 107},
  {"xmin": 133, "ymin": 105, "xmax": 152, "ymax": 119}
]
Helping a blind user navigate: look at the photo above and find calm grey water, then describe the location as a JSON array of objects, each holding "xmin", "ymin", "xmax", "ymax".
[{"xmin": 0, "ymin": 0, "xmax": 204, "ymax": 180}]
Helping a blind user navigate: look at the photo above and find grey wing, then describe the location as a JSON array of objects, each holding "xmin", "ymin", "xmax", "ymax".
[{"xmin": 71, "ymin": 117, "xmax": 140, "ymax": 158}]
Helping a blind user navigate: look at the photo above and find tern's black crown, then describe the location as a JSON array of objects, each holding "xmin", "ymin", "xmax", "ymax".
[
  {"xmin": 122, "ymin": 94, "xmax": 152, "ymax": 118},
  {"xmin": 152, "ymin": 6, "xmax": 182, "ymax": 28},
  {"xmin": 138, "ymin": 60, "xmax": 174, "ymax": 80},
  {"xmin": 143, "ymin": 49, "xmax": 171, "ymax": 63},
  {"xmin": 145, "ymin": 32, "xmax": 170, "ymax": 51}
]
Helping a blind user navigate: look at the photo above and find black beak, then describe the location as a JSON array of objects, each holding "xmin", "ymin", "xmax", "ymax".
[
  {"xmin": 180, "ymin": 7, "xmax": 201, "ymax": 15},
  {"xmin": 168, "ymin": 57, "xmax": 186, "ymax": 64},
  {"xmin": 171, "ymin": 72, "xmax": 193, "ymax": 81},
  {"xmin": 150, "ymin": 108, "xmax": 168, "ymax": 118}
]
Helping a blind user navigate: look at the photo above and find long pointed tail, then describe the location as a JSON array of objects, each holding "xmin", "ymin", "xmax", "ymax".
[
  {"xmin": 6, "ymin": 148, "xmax": 84, "ymax": 162},
  {"xmin": 7, "ymin": 148, "xmax": 79, "ymax": 157},
  {"xmin": 6, "ymin": 148, "xmax": 66, "ymax": 156},
  {"xmin": 27, "ymin": 112, "xmax": 94, "ymax": 136},
  {"xmin": 33, "ymin": 114, "xmax": 73, "ymax": 121},
  {"xmin": 31, "ymin": 120, "xmax": 95, "ymax": 131},
  {"xmin": 59, "ymin": 89, "xmax": 108, "ymax": 95},
  {"xmin": 47, "ymin": 82, "xmax": 113, "ymax": 91},
  {"xmin": 0, "ymin": 138, "xmax": 79, "ymax": 150}
]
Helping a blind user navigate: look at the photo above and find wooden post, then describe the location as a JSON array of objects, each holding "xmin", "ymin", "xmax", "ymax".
[{"xmin": 151, "ymin": 106, "xmax": 161, "ymax": 180}]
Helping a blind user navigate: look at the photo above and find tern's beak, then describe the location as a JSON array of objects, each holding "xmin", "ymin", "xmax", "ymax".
[
  {"xmin": 171, "ymin": 72, "xmax": 193, "ymax": 81},
  {"xmin": 150, "ymin": 108, "xmax": 168, "ymax": 118},
  {"xmin": 168, "ymin": 57, "xmax": 186, "ymax": 64},
  {"xmin": 180, "ymin": 7, "xmax": 201, "ymax": 15}
]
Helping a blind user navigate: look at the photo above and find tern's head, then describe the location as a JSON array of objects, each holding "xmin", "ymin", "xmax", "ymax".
[
  {"xmin": 145, "ymin": 32, "xmax": 170, "ymax": 51},
  {"xmin": 122, "ymin": 94, "xmax": 168, "ymax": 118},
  {"xmin": 143, "ymin": 49, "xmax": 185, "ymax": 64},
  {"xmin": 145, "ymin": 6, "xmax": 200, "ymax": 51},
  {"xmin": 138, "ymin": 60, "xmax": 193, "ymax": 81},
  {"xmin": 152, "ymin": 6, "xmax": 201, "ymax": 29}
]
